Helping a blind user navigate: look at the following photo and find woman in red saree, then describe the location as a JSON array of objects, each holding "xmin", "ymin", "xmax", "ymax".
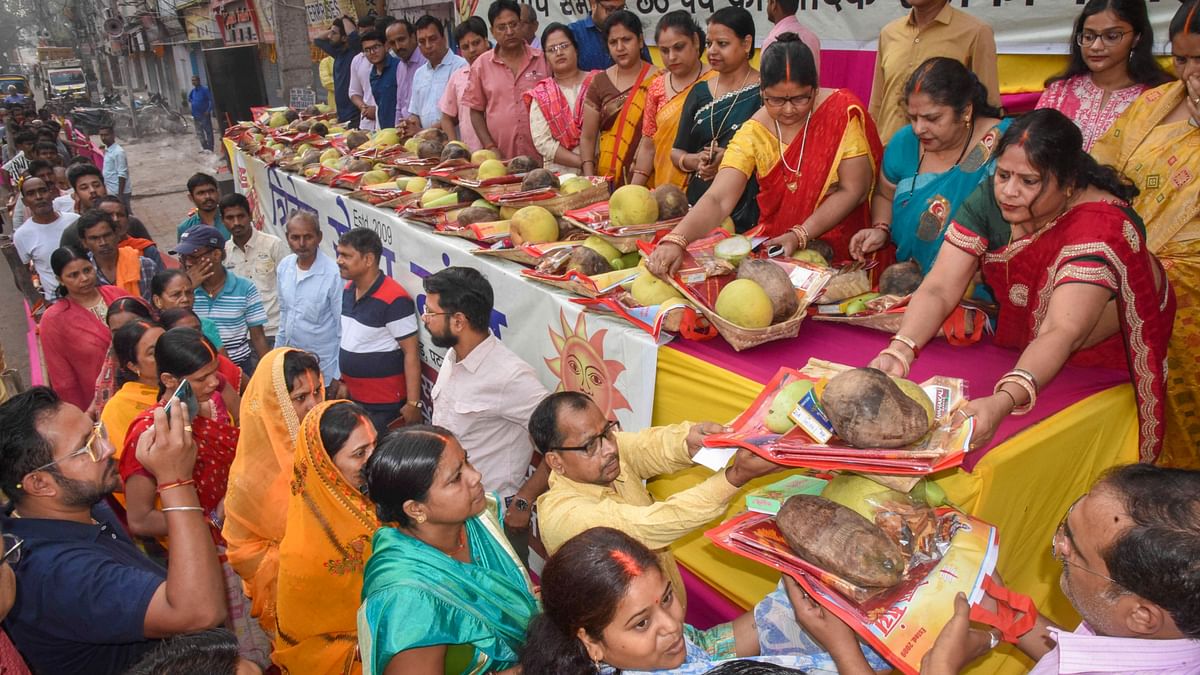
[
  {"xmin": 119, "ymin": 326, "xmax": 273, "ymax": 667},
  {"xmin": 647, "ymin": 34, "xmax": 881, "ymax": 276},
  {"xmin": 869, "ymin": 109, "xmax": 1174, "ymax": 461}
]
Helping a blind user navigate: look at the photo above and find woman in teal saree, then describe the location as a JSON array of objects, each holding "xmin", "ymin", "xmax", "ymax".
[
  {"xmin": 357, "ymin": 425, "xmax": 538, "ymax": 675},
  {"xmin": 851, "ymin": 57, "xmax": 1008, "ymax": 274}
]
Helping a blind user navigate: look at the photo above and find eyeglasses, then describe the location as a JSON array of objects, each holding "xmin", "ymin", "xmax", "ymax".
[
  {"xmin": 762, "ymin": 93, "xmax": 813, "ymax": 109},
  {"xmin": 363, "ymin": 44, "xmax": 386, "ymax": 53},
  {"xmin": 1, "ymin": 534, "xmax": 22, "ymax": 566},
  {"xmin": 421, "ymin": 305, "xmax": 451, "ymax": 318},
  {"xmin": 1076, "ymin": 30, "xmax": 1131, "ymax": 47},
  {"xmin": 493, "ymin": 20, "xmax": 520, "ymax": 35},
  {"xmin": 553, "ymin": 420, "xmax": 620, "ymax": 456},
  {"xmin": 545, "ymin": 42, "xmax": 573, "ymax": 54},
  {"xmin": 1050, "ymin": 496, "xmax": 1122, "ymax": 587},
  {"xmin": 23, "ymin": 423, "xmax": 111, "ymax": 477}
]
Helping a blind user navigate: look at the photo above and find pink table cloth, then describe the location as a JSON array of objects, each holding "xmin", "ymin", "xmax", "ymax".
[{"xmin": 666, "ymin": 321, "xmax": 1130, "ymax": 471}]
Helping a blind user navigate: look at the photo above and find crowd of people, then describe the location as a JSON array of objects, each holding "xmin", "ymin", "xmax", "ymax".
[{"xmin": 0, "ymin": 0, "xmax": 1198, "ymax": 672}]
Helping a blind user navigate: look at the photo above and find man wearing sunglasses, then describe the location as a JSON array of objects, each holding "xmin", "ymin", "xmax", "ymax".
[
  {"xmin": 529, "ymin": 390, "xmax": 784, "ymax": 609},
  {"xmin": 0, "ymin": 387, "xmax": 227, "ymax": 674},
  {"xmin": 920, "ymin": 464, "xmax": 1200, "ymax": 674}
]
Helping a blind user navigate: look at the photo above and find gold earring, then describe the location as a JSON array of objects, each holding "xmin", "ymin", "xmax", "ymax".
[{"xmin": 415, "ymin": 514, "xmax": 426, "ymax": 524}]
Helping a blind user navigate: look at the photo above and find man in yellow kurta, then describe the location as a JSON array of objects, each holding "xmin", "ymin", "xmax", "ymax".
[
  {"xmin": 530, "ymin": 391, "xmax": 783, "ymax": 609},
  {"xmin": 868, "ymin": 0, "xmax": 1000, "ymax": 144}
]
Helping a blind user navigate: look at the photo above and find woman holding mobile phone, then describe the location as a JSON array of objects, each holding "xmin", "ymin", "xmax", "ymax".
[{"xmin": 118, "ymin": 327, "xmax": 273, "ymax": 667}]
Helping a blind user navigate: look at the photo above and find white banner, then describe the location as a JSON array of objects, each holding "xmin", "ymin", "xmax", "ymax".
[
  {"xmin": 229, "ymin": 146, "xmax": 660, "ymax": 431},
  {"xmin": 475, "ymin": 0, "xmax": 1180, "ymax": 54}
]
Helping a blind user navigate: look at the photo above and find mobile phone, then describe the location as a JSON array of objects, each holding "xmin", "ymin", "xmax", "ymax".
[{"xmin": 162, "ymin": 380, "xmax": 198, "ymax": 427}]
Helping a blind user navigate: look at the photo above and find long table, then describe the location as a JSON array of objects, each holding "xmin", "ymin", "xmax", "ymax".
[
  {"xmin": 650, "ymin": 325, "xmax": 1137, "ymax": 675},
  {"xmin": 232, "ymin": 146, "xmax": 1139, "ymax": 675}
]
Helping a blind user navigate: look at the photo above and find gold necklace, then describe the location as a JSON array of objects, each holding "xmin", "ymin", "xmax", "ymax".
[
  {"xmin": 775, "ymin": 112, "xmax": 812, "ymax": 193},
  {"xmin": 707, "ymin": 69, "xmax": 753, "ymax": 159}
]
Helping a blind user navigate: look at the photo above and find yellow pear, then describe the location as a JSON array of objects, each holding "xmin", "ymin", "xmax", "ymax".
[
  {"xmin": 471, "ymin": 149, "xmax": 500, "ymax": 164},
  {"xmin": 477, "ymin": 159, "xmax": 508, "ymax": 180}
]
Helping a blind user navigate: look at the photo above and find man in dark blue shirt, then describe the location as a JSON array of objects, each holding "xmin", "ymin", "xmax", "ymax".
[
  {"xmin": 568, "ymin": 0, "xmax": 650, "ymax": 71},
  {"xmin": 0, "ymin": 388, "xmax": 227, "ymax": 675},
  {"xmin": 188, "ymin": 75, "xmax": 215, "ymax": 152},
  {"xmin": 314, "ymin": 15, "xmax": 363, "ymax": 127},
  {"xmin": 362, "ymin": 29, "xmax": 402, "ymax": 130}
]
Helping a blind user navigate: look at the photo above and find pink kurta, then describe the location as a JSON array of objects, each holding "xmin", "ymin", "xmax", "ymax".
[
  {"xmin": 462, "ymin": 46, "xmax": 549, "ymax": 159},
  {"xmin": 1035, "ymin": 74, "xmax": 1146, "ymax": 151},
  {"xmin": 439, "ymin": 66, "xmax": 482, "ymax": 151}
]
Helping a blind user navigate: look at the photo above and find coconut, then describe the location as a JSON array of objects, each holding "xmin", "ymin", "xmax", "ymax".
[
  {"xmin": 415, "ymin": 127, "xmax": 449, "ymax": 144},
  {"xmin": 880, "ymin": 261, "xmax": 924, "ymax": 296},
  {"xmin": 566, "ymin": 246, "xmax": 614, "ymax": 276},
  {"xmin": 344, "ymin": 159, "xmax": 373, "ymax": 173},
  {"xmin": 736, "ymin": 259, "xmax": 799, "ymax": 322},
  {"xmin": 457, "ymin": 206, "xmax": 500, "ymax": 227},
  {"xmin": 507, "ymin": 155, "xmax": 539, "ymax": 173},
  {"xmin": 417, "ymin": 140, "xmax": 444, "ymax": 159},
  {"xmin": 654, "ymin": 184, "xmax": 688, "ymax": 220},
  {"xmin": 440, "ymin": 144, "xmax": 470, "ymax": 161},
  {"xmin": 345, "ymin": 131, "xmax": 370, "ymax": 150},
  {"xmin": 521, "ymin": 168, "xmax": 560, "ymax": 191}
]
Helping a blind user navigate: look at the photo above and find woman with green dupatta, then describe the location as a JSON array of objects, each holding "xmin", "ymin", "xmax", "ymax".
[
  {"xmin": 357, "ymin": 425, "xmax": 538, "ymax": 675},
  {"xmin": 671, "ymin": 7, "xmax": 761, "ymax": 232}
]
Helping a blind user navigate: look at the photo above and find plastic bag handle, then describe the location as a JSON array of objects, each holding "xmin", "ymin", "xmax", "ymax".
[
  {"xmin": 968, "ymin": 575, "xmax": 1038, "ymax": 644},
  {"xmin": 943, "ymin": 305, "xmax": 984, "ymax": 346},
  {"xmin": 678, "ymin": 308, "xmax": 716, "ymax": 341}
]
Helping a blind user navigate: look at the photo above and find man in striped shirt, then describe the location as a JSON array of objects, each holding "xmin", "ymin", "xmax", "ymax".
[
  {"xmin": 173, "ymin": 225, "xmax": 270, "ymax": 373},
  {"xmin": 335, "ymin": 228, "xmax": 421, "ymax": 433}
]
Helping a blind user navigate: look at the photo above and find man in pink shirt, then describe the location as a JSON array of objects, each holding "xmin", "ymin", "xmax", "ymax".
[
  {"xmin": 762, "ymin": 0, "xmax": 820, "ymax": 68},
  {"xmin": 463, "ymin": 0, "xmax": 548, "ymax": 159},
  {"xmin": 440, "ymin": 19, "xmax": 492, "ymax": 150},
  {"xmin": 918, "ymin": 464, "xmax": 1200, "ymax": 674}
]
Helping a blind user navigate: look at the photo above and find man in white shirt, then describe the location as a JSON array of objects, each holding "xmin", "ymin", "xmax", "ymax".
[
  {"xmin": 276, "ymin": 210, "xmax": 343, "ymax": 384},
  {"xmin": 12, "ymin": 160, "xmax": 73, "ymax": 229},
  {"xmin": 423, "ymin": 266, "xmax": 549, "ymax": 564},
  {"xmin": 13, "ymin": 177, "xmax": 80, "ymax": 300},
  {"xmin": 220, "ymin": 193, "xmax": 288, "ymax": 347},
  {"xmin": 348, "ymin": 37, "xmax": 377, "ymax": 131},
  {"xmin": 99, "ymin": 126, "xmax": 133, "ymax": 215},
  {"xmin": 404, "ymin": 16, "xmax": 468, "ymax": 132}
]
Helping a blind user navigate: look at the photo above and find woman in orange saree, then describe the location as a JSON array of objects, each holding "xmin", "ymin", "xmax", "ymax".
[
  {"xmin": 273, "ymin": 400, "xmax": 379, "ymax": 674},
  {"xmin": 629, "ymin": 11, "xmax": 712, "ymax": 189},
  {"xmin": 579, "ymin": 10, "xmax": 658, "ymax": 185},
  {"xmin": 1089, "ymin": 0, "xmax": 1200, "ymax": 467},
  {"xmin": 222, "ymin": 348, "xmax": 325, "ymax": 637},
  {"xmin": 647, "ymin": 35, "xmax": 881, "ymax": 276}
]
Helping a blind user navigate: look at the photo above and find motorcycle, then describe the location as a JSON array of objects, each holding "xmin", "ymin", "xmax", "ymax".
[{"xmin": 139, "ymin": 93, "xmax": 190, "ymax": 134}]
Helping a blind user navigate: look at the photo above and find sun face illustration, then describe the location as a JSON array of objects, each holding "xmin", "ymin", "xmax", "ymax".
[{"xmin": 545, "ymin": 311, "xmax": 631, "ymax": 417}]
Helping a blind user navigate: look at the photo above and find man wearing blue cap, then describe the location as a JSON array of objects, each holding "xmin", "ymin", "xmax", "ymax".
[{"xmin": 172, "ymin": 225, "xmax": 270, "ymax": 373}]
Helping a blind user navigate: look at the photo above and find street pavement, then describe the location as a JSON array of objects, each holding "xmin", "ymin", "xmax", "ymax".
[{"xmin": 0, "ymin": 132, "xmax": 227, "ymax": 387}]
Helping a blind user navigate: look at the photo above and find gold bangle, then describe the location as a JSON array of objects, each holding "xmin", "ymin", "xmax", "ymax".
[
  {"xmin": 995, "ymin": 376, "xmax": 1036, "ymax": 415},
  {"xmin": 1007, "ymin": 368, "xmax": 1040, "ymax": 392},
  {"xmin": 659, "ymin": 233, "xmax": 690, "ymax": 251},
  {"xmin": 879, "ymin": 347, "xmax": 911, "ymax": 378},
  {"xmin": 890, "ymin": 334, "xmax": 920, "ymax": 358},
  {"xmin": 790, "ymin": 225, "xmax": 810, "ymax": 250}
]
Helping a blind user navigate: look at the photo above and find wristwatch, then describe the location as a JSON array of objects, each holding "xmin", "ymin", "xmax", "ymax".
[
  {"xmin": 512, "ymin": 496, "xmax": 531, "ymax": 512},
  {"xmin": 405, "ymin": 400, "xmax": 425, "ymax": 410}
]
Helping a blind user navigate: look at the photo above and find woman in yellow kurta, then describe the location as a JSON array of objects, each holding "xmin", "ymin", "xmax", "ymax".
[
  {"xmin": 100, "ymin": 319, "xmax": 164, "ymax": 459},
  {"xmin": 274, "ymin": 400, "xmax": 379, "ymax": 673},
  {"xmin": 579, "ymin": 10, "xmax": 658, "ymax": 185},
  {"xmin": 629, "ymin": 11, "xmax": 712, "ymax": 188},
  {"xmin": 1090, "ymin": 0, "xmax": 1200, "ymax": 468},
  {"xmin": 222, "ymin": 348, "xmax": 325, "ymax": 635},
  {"xmin": 648, "ymin": 35, "xmax": 882, "ymax": 276}
]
